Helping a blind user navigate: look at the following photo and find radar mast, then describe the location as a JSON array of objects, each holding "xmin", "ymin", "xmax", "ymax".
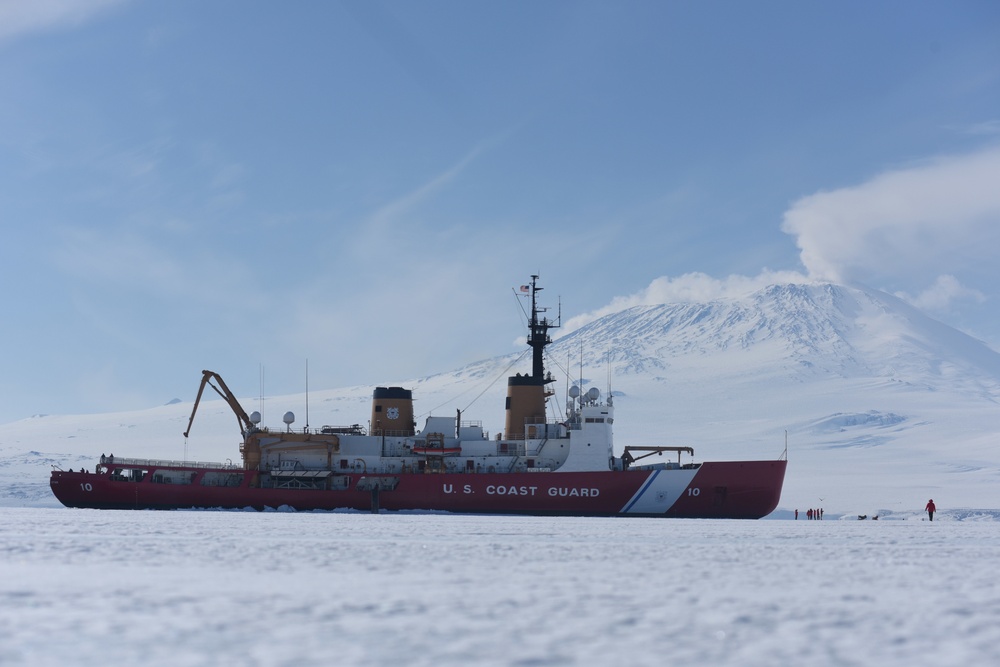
[{"xmin": 526, "ymin": 274, "xmax": 558, "ymax": 381}]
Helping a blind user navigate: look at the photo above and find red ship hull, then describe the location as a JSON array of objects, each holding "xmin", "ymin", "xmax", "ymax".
[{"xmin": 50, "ymin": 459, "xmax": 785, "ymax": 519}]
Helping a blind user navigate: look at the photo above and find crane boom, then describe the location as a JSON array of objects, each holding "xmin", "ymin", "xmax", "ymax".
[{"xmin": 183, "ymin": 370, "xmax": 254, "ymax": 438}]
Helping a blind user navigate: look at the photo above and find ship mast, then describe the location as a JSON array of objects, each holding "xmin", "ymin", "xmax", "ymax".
[
  {"xmin": 504, "ymin": 275, "xmax": 559, "ymax": 439},
  {"xmin": 526, "ymin": 274, "xmax": 558, "ymax": 381}
]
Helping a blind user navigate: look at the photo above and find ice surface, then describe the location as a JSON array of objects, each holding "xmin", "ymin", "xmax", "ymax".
[{"xmin": 1, "ymin": 508, "xmax": 998, "ymax": 666}]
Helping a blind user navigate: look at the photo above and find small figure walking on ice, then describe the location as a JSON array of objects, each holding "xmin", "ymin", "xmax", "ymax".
[{"xmin": 925, "ymin": 498, "xmax": 936, "ymax": 522}]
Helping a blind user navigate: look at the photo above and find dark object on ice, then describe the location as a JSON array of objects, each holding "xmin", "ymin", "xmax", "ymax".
[{"xmin": 926, "ymin": 499, "xmax": 936, "ymax": 521}]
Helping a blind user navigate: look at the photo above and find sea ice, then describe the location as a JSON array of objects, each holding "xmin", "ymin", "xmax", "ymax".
[{"xmin": 1, "ymin": 508, "xmax": 997, "ymax": 666}]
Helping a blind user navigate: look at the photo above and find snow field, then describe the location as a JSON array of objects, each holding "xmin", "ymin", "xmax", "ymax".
[{"xmin": 2, "ymin": 508, "xmax": 998, "ymax": 667}]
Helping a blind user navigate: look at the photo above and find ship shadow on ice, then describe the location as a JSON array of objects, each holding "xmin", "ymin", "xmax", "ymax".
[
  {"xmin": 808, "ymin": 411, "xmax": 907, "ymax": 432},
  {"xmin": 794, "ymin": 411, "xmax": 910, "ymax": 449},
  {"xmin": 821, "ymin": 435, "xmax": 892, "ymax": 449}
]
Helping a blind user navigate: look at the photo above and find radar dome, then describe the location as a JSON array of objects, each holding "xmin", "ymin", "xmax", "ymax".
[
  {"xmin": 282, "ymin": 411, "xmax": 295, "ymax": 425},
  {"xmin": 250, "ymin": 411, "xmax": 261, "ymax": 425}
]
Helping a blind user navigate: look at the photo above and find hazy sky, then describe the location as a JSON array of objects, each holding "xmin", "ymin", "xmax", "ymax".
[{"xmin": 2, "ymin": 1, "xmax": 999, "ymax": 423}]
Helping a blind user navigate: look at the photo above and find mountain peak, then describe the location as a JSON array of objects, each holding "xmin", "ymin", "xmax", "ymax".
[{"xmin": 551, "ymin": 282, "xmax": 1000, "ymax": 396}]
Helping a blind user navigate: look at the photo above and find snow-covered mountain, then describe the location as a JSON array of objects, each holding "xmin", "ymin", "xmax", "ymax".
[
  {"xmin": 4, "ymin": 282, "xmax": 999, "ymax": 518},
  {"xmin": 556, "ymin": 282, "xmax": 1000, "ymax": 389}
]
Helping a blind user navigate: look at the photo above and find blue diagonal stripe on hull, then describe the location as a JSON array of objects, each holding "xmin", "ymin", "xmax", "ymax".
[{"xmin": 622, "ymin": 470, "xmax": 660, "ymax": 513}]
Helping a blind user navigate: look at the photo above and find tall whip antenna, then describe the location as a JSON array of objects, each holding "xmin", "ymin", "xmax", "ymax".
[
  {"xmin": 259, "ymin": 363, "xmax": 264, "ymax": 425},
  {"xmin": 606, "ymin": 346, "xmax": 613, "ymax": 406}
]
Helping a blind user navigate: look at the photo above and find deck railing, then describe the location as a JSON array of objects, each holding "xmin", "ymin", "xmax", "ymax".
[{"xmin": 100, "ymin": 456, "xmax": 238, "ymax": 470}]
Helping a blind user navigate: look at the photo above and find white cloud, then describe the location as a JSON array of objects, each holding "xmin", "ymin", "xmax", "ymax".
[
  {"xmin": 49, "ymin": 227, "xmax": 253, "ymax": 308},
  {"xmin": 564, "ymin": 146, "xmax": 1000, "ymax": 337},
  {"xmin": 895, "ymin": 274, "xmax": 986, "ymax": 313},
  {"xmin": 781, "ymin": 146, "xmax": 1000, "ymax": 289},
  {"xmin": 956, "ymin": 119, "xmax": 1000, "ymax": 136},
  {"xmin": 0, "ymin": 0, "xmax": 127, "ymax": 43},
  {"xmin": 357, "ymin": 145, "xmax": 483, "ymax": 246}
]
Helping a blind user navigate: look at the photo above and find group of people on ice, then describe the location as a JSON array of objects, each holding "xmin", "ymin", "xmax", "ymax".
[{"xmin": 792, "ymin": 500, "xmax": 938, "ymax": 520}]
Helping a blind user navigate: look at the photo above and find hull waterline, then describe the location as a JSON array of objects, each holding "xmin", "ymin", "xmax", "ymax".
[{"xmin": 51, "ymin": 460, "xmax": 785, "ymax": 518}]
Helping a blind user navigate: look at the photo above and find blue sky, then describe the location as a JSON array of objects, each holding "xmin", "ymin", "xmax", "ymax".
[{"xmin": 2, "ymin": 1, "xmax": 999, "ymax": 424}]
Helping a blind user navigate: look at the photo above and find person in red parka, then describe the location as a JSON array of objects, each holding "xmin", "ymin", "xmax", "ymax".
[{"xmin": 925, "ymin": 499, "xmax": 936, "ymax": 521}]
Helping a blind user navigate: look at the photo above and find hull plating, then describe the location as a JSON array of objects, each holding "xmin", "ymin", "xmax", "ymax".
[{"xmin": 50, "ymin": 460, "xmax": 785, "ymax": 519}]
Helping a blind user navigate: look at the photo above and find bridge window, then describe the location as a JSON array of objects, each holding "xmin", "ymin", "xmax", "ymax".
[
  {"xmin": 150, "ymin": 470, "xmax": 194, "ymax": 485},
  {"xmin": 199, "ymin": 472, "xmax": 245, "ymax": 487},
  {"xmin": 109, "ymin": 468, "xmax": 148, "ymax": 483}
]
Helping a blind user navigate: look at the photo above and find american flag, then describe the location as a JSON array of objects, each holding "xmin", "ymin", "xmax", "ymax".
[{"xmin": 519, "ymin": 285, "xmax": 530, "ymax": 293}]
